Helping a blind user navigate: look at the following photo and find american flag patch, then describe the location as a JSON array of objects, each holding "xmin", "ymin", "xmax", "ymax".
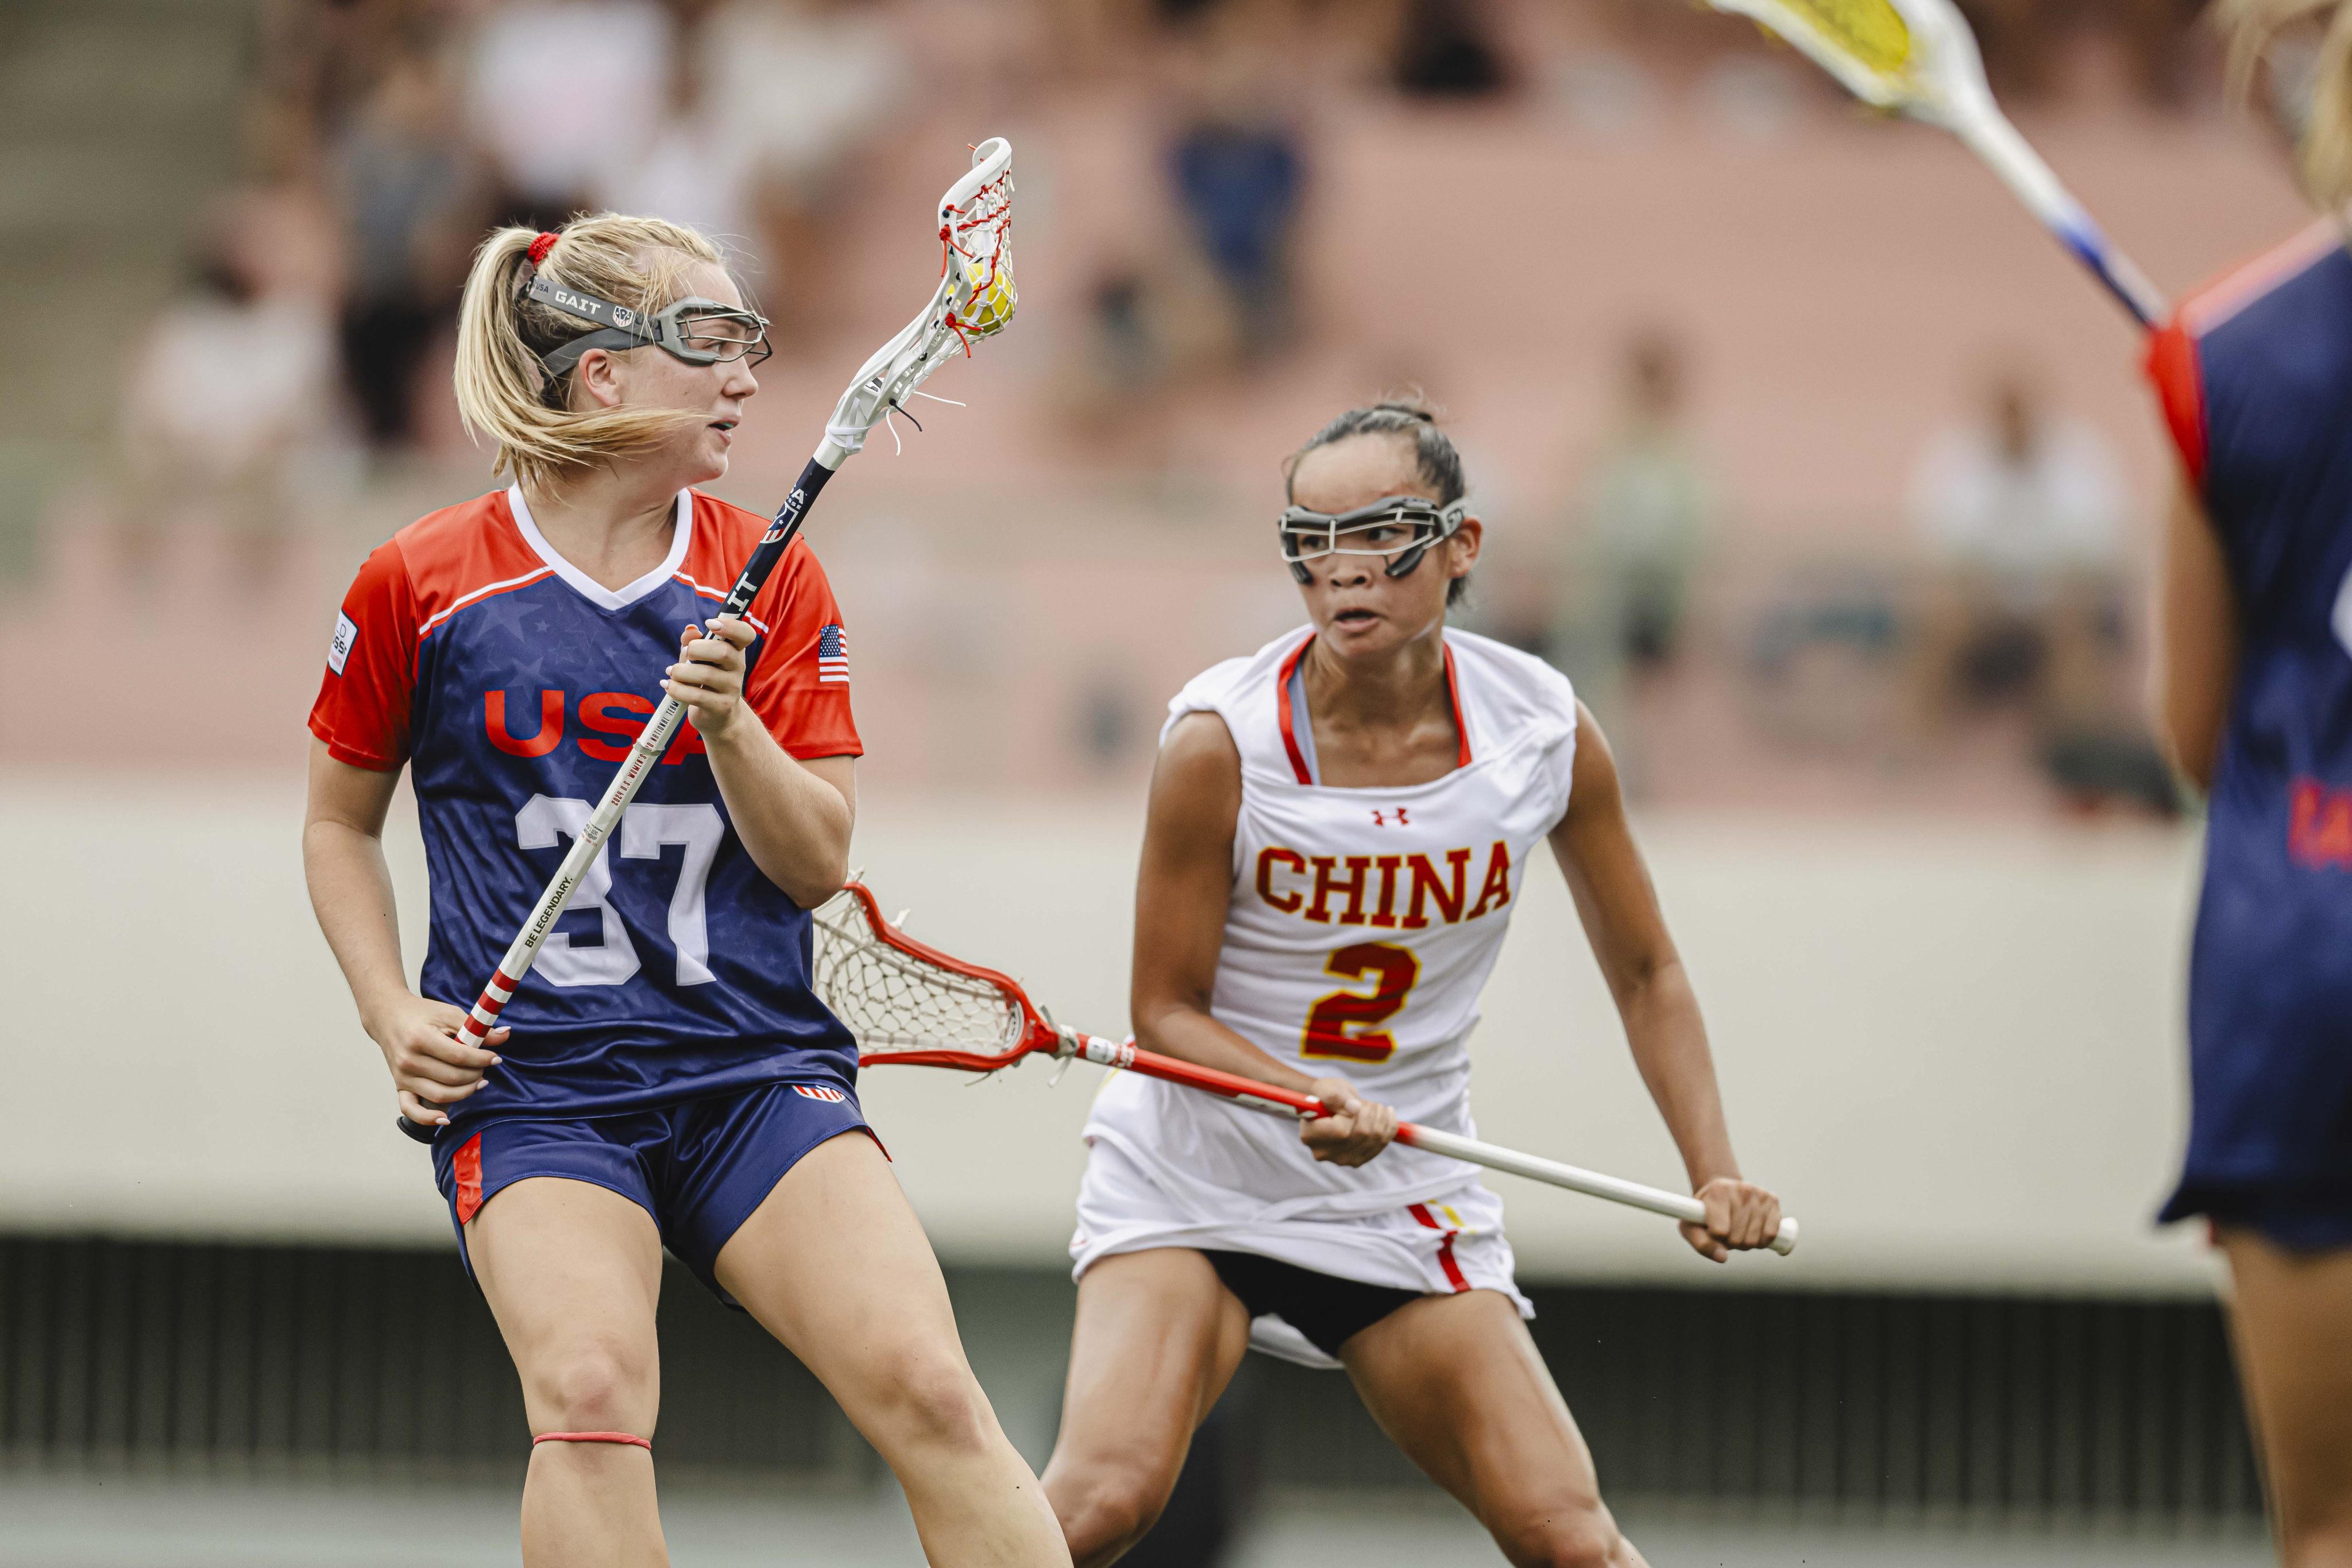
[
  {"xmin": 816, "ymin": 623, "xmax": 849, "ymax": 684},
  {"xmin": 791, "ymin": 1083, "xmax": 848, "ymax": 1103}
]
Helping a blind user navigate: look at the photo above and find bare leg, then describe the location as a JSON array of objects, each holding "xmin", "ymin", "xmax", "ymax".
[
  {"xmin": 1342, "ymin": 1289, "xmax": 1644, "ymax": 1568},
  {"xmin": 715, "ymin": 1132, "xmax": 1068, "ymax": 1568},
  {"xmin": 2220, "ymin": 1230, "xmax": 2352, "ymax": 1568},
  {"xmin": 1040, "ymin": 1249, "xmax": 1251, "ymax": 1568},
  {"xmin": 465, "ymin": 1177, "xmax": 669, "ymax": 1568}
]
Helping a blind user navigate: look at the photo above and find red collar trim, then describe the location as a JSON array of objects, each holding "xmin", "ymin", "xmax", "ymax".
[
  {"xmin": 1276, "ymin": 634, "xmax": 1473, "ymax": 787},
  {"xmin": 1442, "ymin": 641, "xmax": 1473, "ymax": 770}
]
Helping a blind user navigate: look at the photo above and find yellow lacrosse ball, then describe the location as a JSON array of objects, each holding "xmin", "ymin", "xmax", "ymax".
[
  {"xmin": 961, "ymin": 255, "xmax": 1017, "ymax": 336},
  {"xmin": 1793, "ymin": 0, "xmax": 1911, "ymax": 76}
]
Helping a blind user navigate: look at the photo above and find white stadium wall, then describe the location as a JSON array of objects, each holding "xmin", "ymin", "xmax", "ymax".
[{"xmin": 0, "ymin": 775, "xmax": 2216, "ymax": 1296}]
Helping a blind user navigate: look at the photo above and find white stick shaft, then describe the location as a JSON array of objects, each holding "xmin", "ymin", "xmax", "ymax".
[
  {"xmin": 1397, "ymin": 1124, "xmax": 1800, "ymax": 1256},
  {"xmin": 456, "ymin": 694, "xmax": 688, "ymax": 1042},
  {"xmin": 1952, "ymin": 111, "xmax": 2166, "ymax": 328},
  {"xmin": 1187, "ymin": 1067, "xmax": 1801, "ymax": 1257}
]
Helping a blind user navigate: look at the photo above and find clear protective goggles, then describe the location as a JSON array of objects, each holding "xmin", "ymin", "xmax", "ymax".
[
  {"xmin": 528, "ymin": 274, "xmax": 773, "ymax": 379},
  {"xmin": 1277, "ymin": 494, "xmax": 1467, "ymax": 584}
]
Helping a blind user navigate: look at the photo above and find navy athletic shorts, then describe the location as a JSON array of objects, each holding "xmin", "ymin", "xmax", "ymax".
[
  {"xmin": 432, "ymin": 1079, "xmax": 875, "ymax": 1306},
  {"xmin": 2171, "ymin": 1178, "xmax": 2352, "ymax": 1253}
]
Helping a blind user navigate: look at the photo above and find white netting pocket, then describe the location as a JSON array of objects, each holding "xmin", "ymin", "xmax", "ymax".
[
  {"xmin": 941, "ymin": 160, "xmax": 1015, "ymax": 347},
  {"xmin": 811, "ymin": 888, "xmax": 1029, "ymax": 1061}
]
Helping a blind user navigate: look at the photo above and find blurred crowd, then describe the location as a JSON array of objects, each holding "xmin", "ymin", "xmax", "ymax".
[
  {"xmin": 85, "ymin": 0, "xmax": 2226, "ymax": 809},
  {"xmin": 134, "ymin": 0, "xmax": 2225, "ymax": 461}
]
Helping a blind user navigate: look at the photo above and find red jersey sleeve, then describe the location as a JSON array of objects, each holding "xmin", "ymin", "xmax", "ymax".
[
  {"xmin": 308, "ymin": 540, "xmax": 420, "ymax": 771},
  {"xmin": 742, "ymin": 542, "xmax": 863, "ymax": 760},
  {"xmin": 2144, "ymin": 315, "xmax": 2207, "ymax": 489}
]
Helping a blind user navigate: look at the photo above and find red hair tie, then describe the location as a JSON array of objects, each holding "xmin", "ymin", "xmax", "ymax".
[{"xmin": 526, "ymin": 230, "xmax": 561, "ymax": 268}]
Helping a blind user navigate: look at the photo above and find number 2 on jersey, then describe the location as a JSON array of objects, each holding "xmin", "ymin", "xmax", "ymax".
[{"xmin": 1301, "ymin": 943, "xmax": 1420, "ymax": 1063}]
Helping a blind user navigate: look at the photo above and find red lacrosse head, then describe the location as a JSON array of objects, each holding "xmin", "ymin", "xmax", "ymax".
[{"xmin": 810, "ymin": 882, "xmax": 1062, "ymax": 1071}]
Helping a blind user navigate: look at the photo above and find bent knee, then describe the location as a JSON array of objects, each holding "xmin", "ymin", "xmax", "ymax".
[
  {"xmin": 527, "ymin": 1339, "xmax": 656, "ymax": 1434},
  {"xmin": 863, "ymin": 1358, "xmax": 998, "ymax": 1458},
  {"xmin": 1049, "ymin": 1461, "xmax": 1174, "ymax": 1567},
  {"xmin": 1493, "ymin": 1504, "xmax": 1626, "ymax": 1568}
]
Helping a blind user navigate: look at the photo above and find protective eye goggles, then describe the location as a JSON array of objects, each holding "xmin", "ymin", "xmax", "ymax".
[
  {"xmin": 1277, "ymin": 495, "xmax": 1467, "ymax": 585},
  {"xmin": 528, "ymin": 275, "xmax": 774, "ymax": 379}
]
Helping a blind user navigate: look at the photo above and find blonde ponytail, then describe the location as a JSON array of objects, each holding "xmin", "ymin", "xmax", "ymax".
[
  {"xmin": 2219, "ymin": 0, "xmax": 2352, "ymax": 215},
  {"xmin": 451, "ymin": 215, "xmax": 732, "ymax": 492}
]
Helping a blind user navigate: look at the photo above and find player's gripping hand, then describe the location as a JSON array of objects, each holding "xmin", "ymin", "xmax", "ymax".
[
  {"xmin": 1299, "ymin": 1077, "xmax": 1399, "ymax": 1167},
  {"xmin": 666, "ymin": 616, "xmax": 757, "ymax": 739},
  {"xmin": 368, "ymin": 992, "xmax": 507, "ymax": 1131},
  {"xmin": 1681, "ymin": 1176, "xmax": 1783, "ymax": 1264}
]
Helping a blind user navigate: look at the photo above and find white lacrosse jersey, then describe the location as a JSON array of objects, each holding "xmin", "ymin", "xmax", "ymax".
[{"xmin": 1077, "ymin": 625, "xmax": 1579, "ymax": 1268}]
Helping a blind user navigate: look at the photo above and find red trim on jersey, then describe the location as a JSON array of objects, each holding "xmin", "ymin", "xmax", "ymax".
[
  {"xmin": 1408, "ymin": 1202, "xmax": 1471, "ymax": 1292},
  {"xmin": 1440, "ymin": 644, "xmax": 1473, "ymax": 770},
  {"xmin": 416, "ymin": 567, "xmax": 555, "ymax": 641},
  {"xmin": 453, "ymin": 1134, "xmax": 485, "ymax": 1225},
  {"xmin": 2142, "ymin": 225, "xmax": 2338, "ymax": 490},
  {"xmin": 1275, "ymin": 634, "xmax": 1474, "ymax": 786},
  {"xmin": 692, "ymin": 491, "xmax": 864, "ymax": 761},
  {"xmin": 308, "ymin": 489, "xmax": 863, "ymax": 774},
  {"xmin": 1276, "ymin": 637, "xmax": 1315, "ymax": 784},
  {"xmin": 2177, "ymin": 221, "xmax": 2343, "ymax": 337},
  {"xmin": 2144, "ymin": 320, "xmax": 2206, "ymax": 487}
]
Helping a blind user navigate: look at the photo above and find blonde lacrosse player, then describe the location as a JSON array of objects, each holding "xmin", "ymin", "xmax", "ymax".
[
  {"xmin": 2146, "ymin": 5, "xmax": 2352, "ymax": 1564},
  {"xmin": 1038, "ymin": 401, "xmax": 1782, "ymax": 1568},
  {"xmin": 303, "ymin": 217, "xmax": 1066, "ymax": 1568}
]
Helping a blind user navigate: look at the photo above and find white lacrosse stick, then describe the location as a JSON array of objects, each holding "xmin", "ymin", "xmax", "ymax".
[
  {"xmin": 813, "ymin": 882, "xmax": 1800, "ymax": 1256},
  {"xmin": 401, "ymin": 140, "xmax": 1015, "ymax": 1142},
  {"xmin": 1704, "ymin": 0, "xmax": 2166, "ymax": 327}
]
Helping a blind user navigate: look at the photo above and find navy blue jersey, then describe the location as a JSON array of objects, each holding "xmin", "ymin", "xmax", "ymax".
[
  {"xmin": 310, "ymin": 485, "xmax": 864, "ymax": 1131},
  {"xmin": 2146, "ymin": 226, "xmax": 2352, "ymax": 1214}
]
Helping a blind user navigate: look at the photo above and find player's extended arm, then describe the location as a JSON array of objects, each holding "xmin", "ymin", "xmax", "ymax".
[
  {"xmin": 302, "ymin": 739, "xmax": 508, "ymax": 1123},
  {"xmin": 662, "ymin": 616, "xmax": 858, "ymax": 908},
  {"xmin": 1546, "ymin": 703, "xmax": 1779, "ymax": 1262},
  {"xmin": 1129, "ymin": 712, "xmax": 1399, "ymax": 1166},
  {"xmin": 2153, "ymin": 482, "xmax": 2238, "ymax": 794}
]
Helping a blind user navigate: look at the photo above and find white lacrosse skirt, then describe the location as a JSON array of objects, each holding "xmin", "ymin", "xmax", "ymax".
[{"xmin": 1073, "ymin": 1102, "xmax": 1533, "ymax": 1370}]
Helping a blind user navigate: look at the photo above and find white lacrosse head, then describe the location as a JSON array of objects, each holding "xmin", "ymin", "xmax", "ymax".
[
  {"xmin": 1705, "ymin": 0, "xmax": 1996, "ymax": 128},
  {"xmin": 818, "ymin": 138, "xmax": 1015, "ymax": 466}
]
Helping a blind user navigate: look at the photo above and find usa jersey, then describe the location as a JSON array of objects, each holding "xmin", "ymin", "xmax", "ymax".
[
  {"xmin": 2145, "ymin": 226, "xmax": 2352, "ymax": 1210},
  {"xmin": 309, "ymin": 485, "xmax": 863, "ymax": 1131},
  {"xmin": 1082, "ymin": 626, "xmax": 1579, "ymax": 1221}
]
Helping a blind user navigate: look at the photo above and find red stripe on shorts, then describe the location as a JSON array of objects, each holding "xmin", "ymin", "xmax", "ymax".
[
  {"xmin": 454, "ymin": 1133, "xmax": 485, "ymax": 1225},
  {"xmin": 1408, "ymin": 1202, "xmax": 1471, "ymax": 1293}
]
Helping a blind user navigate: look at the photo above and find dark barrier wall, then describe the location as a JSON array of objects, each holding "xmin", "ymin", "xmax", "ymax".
[{"xmin": 0, "ymin": 1235, "xmax": 2261, "ymax": 1527}]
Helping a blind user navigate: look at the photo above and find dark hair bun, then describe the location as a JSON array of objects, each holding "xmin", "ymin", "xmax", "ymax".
[{"xmin": 1287, "ymin": 398, "xmax": 1466, "ymax": 507}]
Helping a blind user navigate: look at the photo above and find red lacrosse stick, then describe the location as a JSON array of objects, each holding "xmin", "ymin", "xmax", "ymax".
[{"xmin": 811, "ymin": 882, "xmax": 1798, "ymax": 1254}]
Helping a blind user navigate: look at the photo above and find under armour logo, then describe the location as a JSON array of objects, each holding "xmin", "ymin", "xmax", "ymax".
[{"xmin": 1371, "ymin": 808, "xmax": 1411, "ymax": 828}]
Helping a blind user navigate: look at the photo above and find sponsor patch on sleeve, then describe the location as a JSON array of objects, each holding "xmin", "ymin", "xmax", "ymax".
[{"xmin": 327, "ymin": 611, "xmax": 358, "ymax": 675}]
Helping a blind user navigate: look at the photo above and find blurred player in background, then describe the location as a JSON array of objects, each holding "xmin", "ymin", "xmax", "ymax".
[
  {"xmin": 1040, "ymin": 402, "xmax": 1782, "ymax": 1568},
  {"xmin": 2145, "ymin": 2, "xmax": 2352, "ymax": 1561},
  {"xmin": 302, "ymin": 215, "xmax": 1067, "ymax": 1568}
]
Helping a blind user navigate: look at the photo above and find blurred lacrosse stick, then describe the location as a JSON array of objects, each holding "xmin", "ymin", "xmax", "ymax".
[
  {"xmin": 813, "ymin": 882, "xmax": 1799, "ymax": 1256},
  {"xmin": 400, "ymin": 140, "xmax": 1015, "ymax": 1144},
  {"xmin": 1704, "ymin": 0, "xmax": 2166, "ymax": 327}
]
